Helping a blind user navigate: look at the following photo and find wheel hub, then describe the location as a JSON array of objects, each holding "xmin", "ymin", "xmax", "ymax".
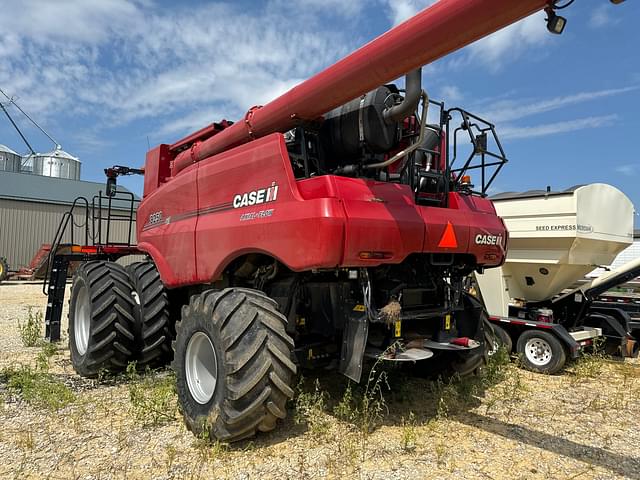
[
  {"xmin": 525, "ymin": 337, "xmax": 552, "ymax": 366},
  {"xmin": 185, "ymin": 331, "xmax": 218, "ymax": 404},
  {"xmin": 74, "ymin": 285, "xmax": 91, "ymax": 356}
]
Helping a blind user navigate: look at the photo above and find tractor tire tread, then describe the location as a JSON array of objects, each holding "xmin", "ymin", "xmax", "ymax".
[
  {"xmin": 126, "ymin": 261, "xmax": 172, "ymax": 368},
  {"xmin": 174, "ymin": 287, "xmax": 296, "ymax": 442},
  {"xmin": 69, "ymin": 261, "xmax": 136, "ymax": 377}
]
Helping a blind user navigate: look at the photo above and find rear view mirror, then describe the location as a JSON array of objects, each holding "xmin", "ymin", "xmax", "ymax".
[{"xmin": 474, "ymin": 133, "xmax": 487, "ymax": 154}]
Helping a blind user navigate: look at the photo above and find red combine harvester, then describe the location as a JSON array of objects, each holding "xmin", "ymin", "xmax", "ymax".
[{"xmin": 42, "ymin": 0, "xmax": 625, "ymax": 441}]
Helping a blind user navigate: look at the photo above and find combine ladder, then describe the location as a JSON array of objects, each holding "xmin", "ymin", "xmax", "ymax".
[{"xmin": 43, "ymin": 191, "xmax": 139, "ymax": 342}]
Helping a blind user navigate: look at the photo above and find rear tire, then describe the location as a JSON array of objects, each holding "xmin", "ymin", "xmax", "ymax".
[
  {"xmin": 0, "ymin": 257, "xmax": 8, "ymax": 283},
  {"xmin": 126, "ymin": 261, "xmax": 172, "ymax": 368},
  {"xmin": 516, "ymin": 330, "xmax": 566, "ymax": 374},
  {"xmin": 490, "ymin": 323, "xmax": 513, "ymax": 354},
  {"xmin": 450, "ymin": 298, "xmax": 492, "ymax": 377},
  {"xmin": 173, "ymin": 288, "xmax": 296, "ymax": 442},
  {"xmin": 69, "ymin": 261, "xmax": 137, "ymax": 377}
]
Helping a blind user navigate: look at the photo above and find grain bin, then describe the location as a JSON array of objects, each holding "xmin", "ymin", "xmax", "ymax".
[
  {"xmin": 0, "ymin": 144, "xmax": 22, "ymax": 173},
  {"xmin": 31, "ymin": 148, "xmax": 81, "ymax": 180}
]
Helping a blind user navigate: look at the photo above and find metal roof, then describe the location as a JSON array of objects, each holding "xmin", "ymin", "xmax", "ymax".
[
  {"xmin": 0, "ymin": 170, "xmax": 139, "ymax": 208},
  {"xmin": 491, "ymin": 185, "xmax": 583, "ymax": 201},
  {"xmin": 32, "ymin": 148, "xmax": 81, "ymax": 163},
  {"xmin": 0, "ymin": 144, "xmax": 19, "ymax": 155}
]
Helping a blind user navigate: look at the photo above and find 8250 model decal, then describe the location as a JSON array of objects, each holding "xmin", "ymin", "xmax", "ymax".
[
  {"xmin": 233, "ymin": 182, "xmax": 278, "ymax": 209},
  {"xmin": 142, "ymin": 182, "xmax": 280, "ymax": 231}
]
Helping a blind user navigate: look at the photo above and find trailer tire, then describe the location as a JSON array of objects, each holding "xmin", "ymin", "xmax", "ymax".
[
  {"xmin": 516, "ymin": 330, "xmax": 566, "ymax": 374},
  {"xmin": 173, "ymin": 288, "xmax": 296, "ymax": 442},
  {"xmin": 69, "ymin": 261, "xmax": 137, "ymax": 377},
  {"xmin": 126, "ymin": 261, "xmax": 172, "ymax": 368},
  {"xmin": 0, "ymin": 257, "xmax": 8, "ymax": 283}
]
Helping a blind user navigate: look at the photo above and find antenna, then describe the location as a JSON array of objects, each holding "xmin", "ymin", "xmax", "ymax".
[
  {"xmin": 0, "ymin": 101, "xmax": 35, "ymax": 155},
  {"xmin": 0, "ymin": 87, "xmax": 62, "ymax": 150}
]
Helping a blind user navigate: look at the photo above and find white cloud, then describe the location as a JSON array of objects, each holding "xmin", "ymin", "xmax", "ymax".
[
  {"xmin": 462, "ymin": 11, "xmax": 548, "ymax": 72},
  {"xmin": 483, "ymin": 86, "xmax": 638, "ymax": 123},
  {"xmin": 440, "ymin": 85, "xmax": 463, "ymax": 103},
  {"xmin": 4, "ymin": 0, "xmax": 142, "ymax": 43},
  {"xmin": 615, "ymin": 164, "xmax": 637, "ymax": 176},
  {"xmin": 589, "ymin": 5, "xmax": 620, "ymax": 29},
  {"xmin": 383, "ymin": 0, "xmax": 437, "ymax": 26},
  {"xmin": 500, "ymin": 114, "xmax": 617, "ymax": 140},
  {"xmin": 1, "ymin": 0, "xmax": 614, "ymax": 148},
  {"xmin": 156, "ymin": 109, "xmax": 221, "ymax": 138},
  {"xmin": 0, "ymin": 1, "xmax": 356, "ymax": 139},
  {"xmin": 381, "ymin": 2, "xmax": 548, "ymax": 73},
  {"xmin": 269, "ymin": 0, "xmax": 365, "ymax": 18}
]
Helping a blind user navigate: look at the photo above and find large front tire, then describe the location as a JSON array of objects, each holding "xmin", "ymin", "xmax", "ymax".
[
  {"xmin": 69, "ymin": 261, "xmax": 137, "ymax": 377},
  {"xmin": 173, "ymin": 288, "xmax": 296, "ymax": 442}
]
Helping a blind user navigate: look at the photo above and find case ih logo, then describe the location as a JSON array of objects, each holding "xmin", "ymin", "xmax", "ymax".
[
  {"xmin": 475, "ymin": 234, "xmax": 503, "ymax": 246},
  {"xmin": 233, "ymin": 182, "xmax": 279, "ymax": 209}
]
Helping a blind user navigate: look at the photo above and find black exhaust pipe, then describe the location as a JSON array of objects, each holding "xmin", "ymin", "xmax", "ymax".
[{"xmin": 384, "ymin": 68, "xmax": 422, "ymax": 123}]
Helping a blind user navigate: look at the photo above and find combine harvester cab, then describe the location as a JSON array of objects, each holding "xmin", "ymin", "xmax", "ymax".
[{"xmin": 476, "ymin": 183, "xmax": 638, "ymax": 373}]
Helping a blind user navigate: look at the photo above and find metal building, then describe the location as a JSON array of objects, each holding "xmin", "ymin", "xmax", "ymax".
[
  {"xmin": 0, "ymin": 170, "xmax": 138, "ymax": 270},
  {"xmin": 0, "ymin": 144, "xmax": 22, "ymax": 173},
  {"xmin": 610, "ymin": 229, "xmax": 640, "ymax": 268},
  {"xmin": 28, "ymin": 148, "xmax": 81, "ymax": 180}
]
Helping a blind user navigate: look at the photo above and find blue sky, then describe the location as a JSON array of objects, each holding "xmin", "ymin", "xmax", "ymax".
[{"xmin": 1, "ymin": 0, "xmax": 638, "ymax": 223}]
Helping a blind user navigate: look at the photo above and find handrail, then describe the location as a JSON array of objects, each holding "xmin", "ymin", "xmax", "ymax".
[
  {"xmin": 42, "ymin": 190, "xmax": 140, "ymax": 296},
  {"xmin": 41, "ymin": 196, "xmax": 89, "ymax": 295}
]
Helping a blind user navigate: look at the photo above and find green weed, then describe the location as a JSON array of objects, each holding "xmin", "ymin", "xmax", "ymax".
[
  {"xmin": 358, "ymin": 361, "xmax": 389, "ymax": 435},
  {"xmin": 294, "ymin": 377, "xmax": 332, "ymax": 438},
  {"xmin": 569, "ymin": 341, "xmax": 607, "ymax": 384},
  {"xmin": 482, "ymin": 345, "xmax": 510, "ymax": 385},
  {"xmin": 36, "ymin": 342, "xmax": 57, "ymax": 372},
  {"xmin": 191, "ymin": 426, "xmax": 228, "ymax": 465},
  {"xmin": 126, "ymin": 363, "xmax": 178, "ymax": 426},
  {"xmin": 400, "ymin": 411, "xmax": 418, "ymax": 452},
  {"xmin": 333, "ymin": 380, "xmax": 358, "ymax": 423},
  {"xmin": 1, "ymin": 342, "xmax": 74, "ymax": 410},
  {"xmin": 18, "ymin": 307, "xmax": 43, "ymax": 347},
  {"xmin": 2, "ymin": 365, "xmax": 75, "ymax": 410},
  {"xmin": 16, "ymin": 429, "xmax": 35, "ymax": 451}
]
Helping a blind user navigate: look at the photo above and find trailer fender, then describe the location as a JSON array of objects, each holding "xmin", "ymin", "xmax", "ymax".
[
  {"xmin": 584, "ymin": 311, "xmax": 633, "ymax": 357},
  {"xmin": 587, "ymin": 307, "xmax": 632, "ymax": 335},
  {"xmin": 488, "ymin": 316, "xmax": 580, "ymax": 358},
  {"xmin": 544, "ymin": 325, "xmax": 580, "ymax": 358}
]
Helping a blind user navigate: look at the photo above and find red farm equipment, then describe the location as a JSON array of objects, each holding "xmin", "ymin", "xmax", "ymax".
[{"xmin": 42, "ymin": 0, "xmax": 626, "ymax": 442}]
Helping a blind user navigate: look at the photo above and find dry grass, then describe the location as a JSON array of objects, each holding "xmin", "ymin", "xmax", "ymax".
[{"xmin": 1, "ymin": 283, "xmax": 639, "ymax": 479}]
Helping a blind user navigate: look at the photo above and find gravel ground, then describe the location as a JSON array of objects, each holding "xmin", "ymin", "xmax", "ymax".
[{"xmin": 1, "ymin": 283, "xmax": 639, "ymax": 480}]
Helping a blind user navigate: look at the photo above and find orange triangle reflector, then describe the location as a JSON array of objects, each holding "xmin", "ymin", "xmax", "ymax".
[{"xmin": 438, "ymin": 221, "xmax": 458, "ymax": 248}]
